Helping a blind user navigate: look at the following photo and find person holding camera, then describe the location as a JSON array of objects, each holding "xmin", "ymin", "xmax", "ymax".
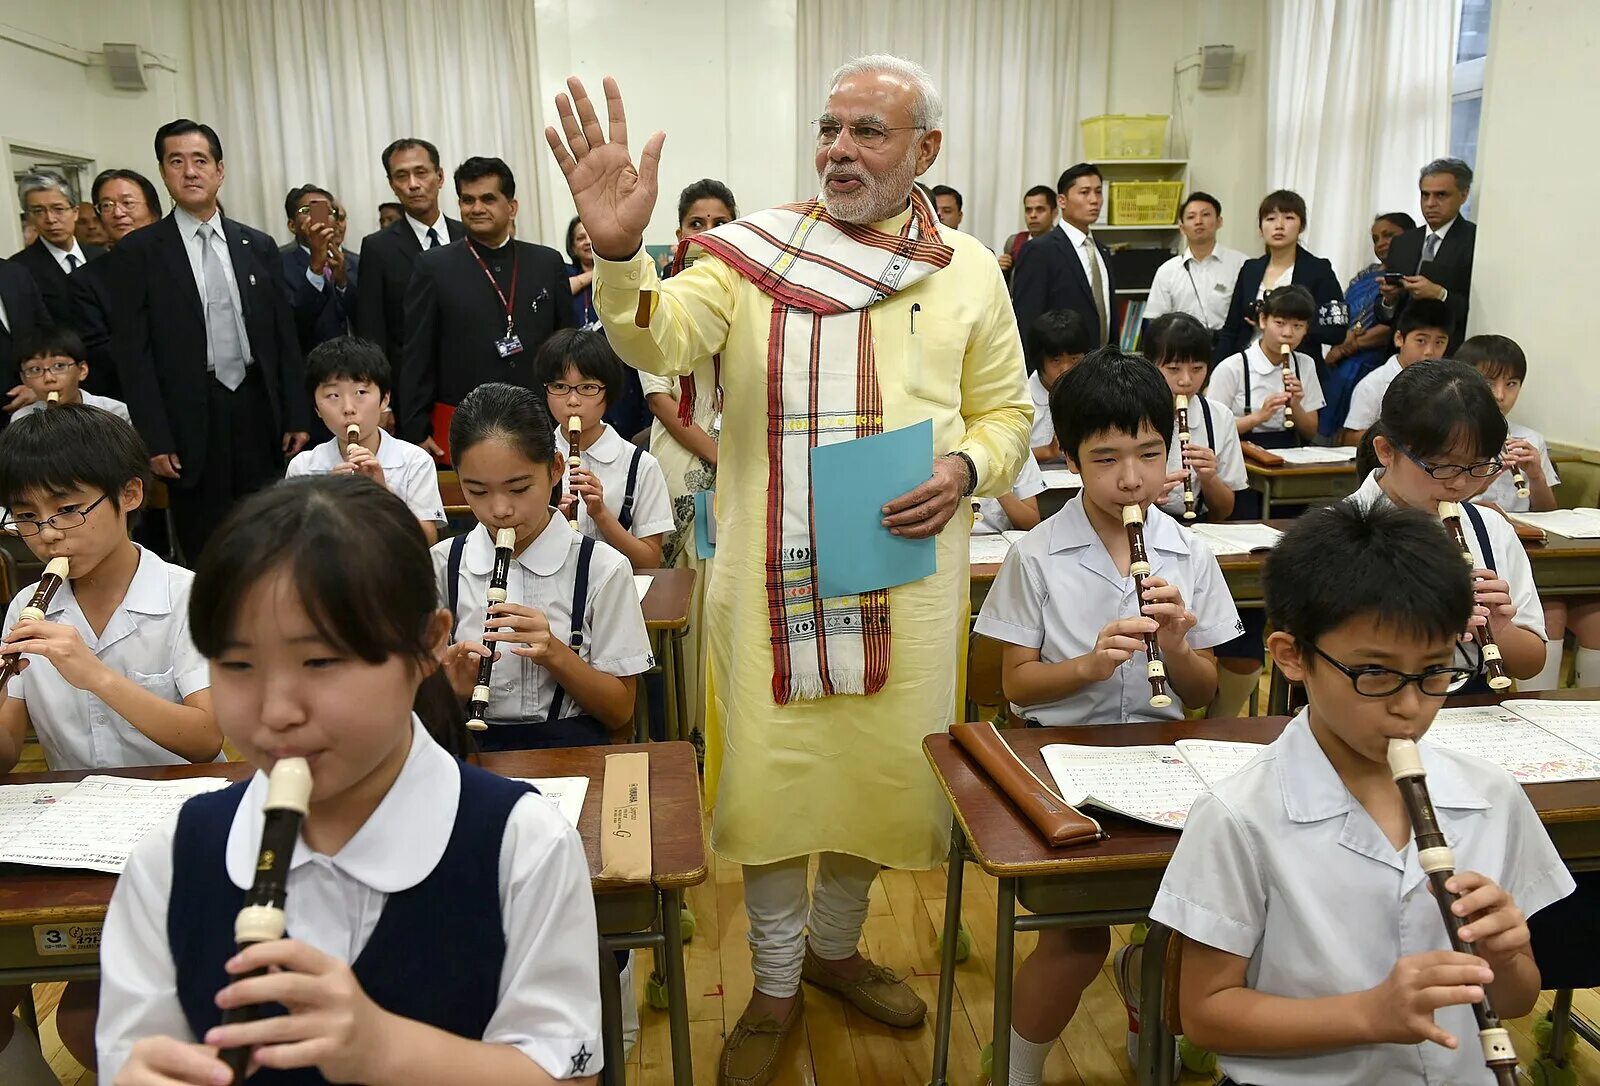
[{"xmin": 1377, "ymin": 157, "xmax": 1476, "ymax": 354}]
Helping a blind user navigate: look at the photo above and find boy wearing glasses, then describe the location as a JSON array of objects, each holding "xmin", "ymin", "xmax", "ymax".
[
  {"xmin": 1152, "ymin": 502, "xmax": 1572, "ymax": 1085},
  {"xmin": 537, "ymin": 329, "xmax": 673, "ymax": 571},
  {"xmin": 11, "ymin": 326, "xmax": 129, "ymax": 422}
]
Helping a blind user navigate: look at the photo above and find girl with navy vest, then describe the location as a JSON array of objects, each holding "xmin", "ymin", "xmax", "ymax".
[
  {"xmin": 96, "ymin": 476, "xmax": 603, "ymax": 1085},
  {"xmin": 1348, "ymin": 360, "xmax": 1549, "ymax": 690},
  {"xmin": 538, "ymin": 330, "xmax": 676, "ymax": 571},
  {"xmin": 435, "ymin": 382, "xmax": 652, "ymax": 752}
]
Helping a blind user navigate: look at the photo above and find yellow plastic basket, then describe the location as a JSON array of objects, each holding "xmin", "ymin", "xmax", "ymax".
[
  {"xmin": 1080, "ymin": 114, "xmax": 1170, "ymax": 159},
  {"xmin": 1109, "ymin": 181, "xmax": 1184, "ymax": 226}
]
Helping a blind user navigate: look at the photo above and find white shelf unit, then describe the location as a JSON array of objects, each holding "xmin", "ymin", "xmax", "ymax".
[{"xmin": 1092, "ymin": 158, "xmax": 1189, "ymax": 297}]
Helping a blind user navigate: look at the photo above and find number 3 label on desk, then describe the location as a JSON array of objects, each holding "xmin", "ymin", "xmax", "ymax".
[{"xmin": 33, "ymin": 922, "xmax": 102, "ymax": 955}]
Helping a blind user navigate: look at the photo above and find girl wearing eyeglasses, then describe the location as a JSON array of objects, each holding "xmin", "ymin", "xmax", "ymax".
[{"xmin": 1350, "ymin": 359, "xmax": 1549, "ymax": 690}]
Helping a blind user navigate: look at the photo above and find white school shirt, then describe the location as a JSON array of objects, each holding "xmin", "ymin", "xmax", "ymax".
[
  {"xmin": 1142, "ymin": 245, "xmax": 1248, "ymax": 330},
  {"xmin": 1206, "ymin": 343, "xmax": 1325, "ymax": 434},
  {"xmin": 286, "ymin": 430, "xmax": 446, "ymax": 524},
  {"xmin": 554, "ymin": 423, "xmax": 676, "ymax": 540},
  {"xmin": 96, "ymin": 716, "xmax": 604, "ymax": 1082},
  {"xmin": 973, "ymin": 454, "xmax": 1047, "ymax": 534},
  {"xmin": 11, "ymin": 390, "xmax": 130, "ymax": 423},
  {"xmin": 1342, "ymin": 355, "xmax": 1402, "ymax": 433},
  {"xmin": 1158, "ymin": 394, "xmax": 1247, "ymax": 520},
  {"xmin": 4, "ymin": 545, "xmax": 213, "ymax": 770},
  {"xmin": 1027, "ymin": 370, "xmax": 1054, "ymax": 450},
  {"xmin": 973, "ymin": 496, "xmax": 1242, "ymax": 724},
  {"xmin": 1151, "ymin": 710, "xmax": 1573, "ymax": 1086},
  {"xmin": 433, "ymin": 517, "xmax": 653, "ymax": 726},
  {"xmin": 1349, "ymin": 471, "xmax": 1546, "ymax": 641},
  {"xmin": 1475, "ymin": 421, "xmax": 1559, "ymax": 514}
]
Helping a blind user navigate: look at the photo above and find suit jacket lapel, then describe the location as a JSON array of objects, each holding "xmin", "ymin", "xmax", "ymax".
[
  {"xmin": 158, "ymin": 216, "xmax": 205, "ymax": 323},
  {"xmin": 222, "ymin": 218, "xmax": 255, "ymax": 321},
  {"xmin": 1054, "ymin": 228, "xmax": 1093, "ymax": 300},
  {"xmin": 394, "ymin": 217, "xmax": 422, "ymax": 258}
]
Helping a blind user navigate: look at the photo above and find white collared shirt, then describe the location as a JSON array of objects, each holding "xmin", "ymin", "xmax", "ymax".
[
  {"xmin": 974, "ymin": 496, "xmax": 1242, "ymax": 724},
  {"xmin": 42, "ymin": 237, "xmax": 89, "ymax": 275},
  {"xmin": 1158, "ymin": 394, "xmax": 1247, "ymax": 520},
  {"xmin": 973, "ymin": 454, "xmax": 1046, "ymax": 535},
  {"xmin": 406, "ymin": 211, "xmax": 447, "ymax": 251},
  {"xmin": 1349, "ymin": 470, "xmax": 1546, "ymax": 640},
  {"xmin": 1058, "ymin": 220, "xmax": 1112, "ymax": 341},
  {"xmin": 554, "ymin": 423, "xmax": 676, "ymax": 540},
  {"xmin": 1342, "ymin": 356, "xmax": 1402, "ymax": 433},
  {"xmin": 287, "ymin": 430, "xmax": 445, "ymax": 523},
  {"xmin": 433, "ymin": 518, "xmax": 653, "ymax": 726},
  {"xmin": 96, "ymin": 717, "xmax": 604, "ymax": 1081},
  {"xmin": 1027, "ymin": 370, "xmax": 1054, "ymax": 450},
  {"xmin": 1142, "ymin": 245, "xmax": 1248, "ymax": 330},
  {"xmin": 4, "ymin": 545, "xmax": 211, "ymax": 770},
  {"xmin": 1152, "ymin": 710, "xmax": 1573, "ymax": 1086},
  {"xmin": 12, "ymin": 390, "xmax": 130, "ymax": 424},
  {"xmin": 1474, "ymin": 421, "xmax": 1559, "ymax": 514},
  {"xmin": 172, "ymin": 205, "xmax": 252, "ymax": 366},
  {"xmin": 1417, "ymin": 215, "xmax": 1457, "ymax": 270},
  {"xmin": 1207, "ymin": 344, "xmax": 1326, "ymax": 433}
]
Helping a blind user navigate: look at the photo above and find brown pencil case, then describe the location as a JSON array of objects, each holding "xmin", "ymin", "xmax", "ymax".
[
  {"xmin": 950, "ymin": 721, "xmax": 1104, "ymax": 848},
  {"xmin": 1240, "ymin": 442, "xmax": 1286, "ymax": 468}
]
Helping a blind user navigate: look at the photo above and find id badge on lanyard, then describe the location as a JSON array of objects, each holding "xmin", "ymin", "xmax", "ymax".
[{"xmin": 469, "ymin": 243, "xmax": 524, "ymax": 358}]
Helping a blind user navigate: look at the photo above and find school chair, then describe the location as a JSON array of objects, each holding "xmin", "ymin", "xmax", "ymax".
[
  {"xmin": 1528, "ymin": 870, "xmax": 1600, "ymax": 1086},
  {"xmin": 965, "ymin": 631, "xmax": 1007, "ymax": 724},
  {"xmin": 0, "ymin": 542, "xmax": 16, "ymax": 607}
]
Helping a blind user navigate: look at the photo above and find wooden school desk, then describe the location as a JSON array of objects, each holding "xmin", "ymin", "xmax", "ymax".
[
  {"xmin": 922, "ymin": 689, "xmax": 1600, "ymax": 1086},
  {"xmin": 1243, "ymin": 458, "xmax": 1358, "ymax": 518},
  {"xmin": 635, "ymin": 567, "xmax": 697, "ymax": 743},
  {"xmin": 0, "ymin": 741, "xmax": 707, "ymax": 1086}
]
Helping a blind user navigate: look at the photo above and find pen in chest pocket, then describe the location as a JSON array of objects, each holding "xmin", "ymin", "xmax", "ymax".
[{"xmin": 908, "ymin": 302, "xmax": 923, "ymax": 388}]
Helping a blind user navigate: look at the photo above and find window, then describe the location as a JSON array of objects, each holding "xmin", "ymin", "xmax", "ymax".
[{"xmin": 1450, "ymin": 0, "xmax": 1491, "ymax": 215}]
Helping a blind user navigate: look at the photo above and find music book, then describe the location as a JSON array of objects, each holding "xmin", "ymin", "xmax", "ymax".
[
  {"xmin": 1272, "ymin": 446, "xmax": 1359, "ymax": 466},
  {"xmin": 1496, "ymin": 700, "xmax": 1600, "ymax": 762},
  {"xmin": 1040, "ymin": 468, "xmax": 1083, "ymax": 490},
  {"xmin": 512, "ymin": 776, "xmax": 590, "ymax": 827},
  {"xmin": 1183, "ymin": 522, "xmax": 1284, "ymax": 555},
  {"xmin": 1424, "ymin": 705, "xmax": 1600, "ymax": 783},
  {"xmin": 1507, "ymin": 509, "xmax": 1600, "ymax": 539},
  {"xmin": 968, "ymin": 529, "xmax": 1029, "ymax": 566},
  {"xmin": 1041, "ymin": 739, "xmax": 1266, "ymax": 829}
]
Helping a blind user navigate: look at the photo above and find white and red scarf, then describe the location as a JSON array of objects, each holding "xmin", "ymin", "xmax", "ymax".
[{"xmin": 685, "ymin": 190, "xmax": 952, "ymax": 703}]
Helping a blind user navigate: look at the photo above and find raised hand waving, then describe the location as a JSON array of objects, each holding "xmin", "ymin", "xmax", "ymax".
[{"xmin": 544, "ymin": 76, "xmax": 665, "ymax": 262}]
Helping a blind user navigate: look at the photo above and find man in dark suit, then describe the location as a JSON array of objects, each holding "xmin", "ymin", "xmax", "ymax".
[
  {"xmin": 67, "ymin": 169, "xmax": 164, "ymax": 402},
  {"xmin": 399, "ymin": 157, "xmax": 573, "ymax": 456},
  {"xmin": 112, "ymin": 118, "xmax": 309, "ymax": 563},
  {"xmin": 279, "ymin": 183, "xmax": 359, "ymax": 356},
  {"xmin": 1380, "ymin": 158, "xmax": 1476, "ymax": 354},
  {"xmin": 0, "ymin": 255, "xmax": 49, "ymax": 416},
  {"xmin": 11, "ymin": 173, "xmax": 105, "ymax": 327},
  {"xmin": 1011, "ymin": 163, "xmax": 1119, "ymax": 366},
  {"xmin": 355, "ymin": 138, "xmax": 465, "ymax": 369}
]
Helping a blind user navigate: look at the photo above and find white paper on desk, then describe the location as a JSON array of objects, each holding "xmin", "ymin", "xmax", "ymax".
[
  {"xmin": 0, "ymin": 783, "xmax": 71, "ymax": 851},
  {"xmin": 1184, "ymin": 522, "xmax": 1284, "ymax": 555},
  {"xmin": 514, "ymin": 776, "xmax": 589, "ymax": 827},
  {"xmin": 1041, "ymin": 744, "xmax": 1204, "ymax": 829},
  {"xmin": 1272, "ymin": 446, "xmax": 1358, "ymax": 465},
  {"xmin": 1173, "ymin": 739, "xmax": 1266, "ymax": 787},
  {"xmin": 1500, "ymin": 700, "xmax": 1600, "ymax": 762},
  {"xmin": 1425, "ymin": 706, "xmax": 1600, "ymax": 783},
  {"xmin": 1040, "ymin": 469, "xmax": 1082, "ymax": 490},
  {"xmin": 968, "ymin": 534, "xmax": 1012, "ymax": 565},
  {"xmin": 632, "ymin": 575, "xmax": 654, "ymax": 602},
  {"xmin": 1506, "ymin": 509, "xmax": 1600, "ymax": 539},
  {"xmin": 0, "ymin": 775, "xmax": 232, "ymax": 873}
]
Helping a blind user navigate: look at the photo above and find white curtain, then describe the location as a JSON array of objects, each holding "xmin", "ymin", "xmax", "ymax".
[
  {"xmin": 796, "ymin": 0, "xmax": 1112, "ymax": 250},
  {"xmin": 191, "ymin": 0, "xmax": 548, "ymax": 248},
  {"xmin": 1266, "ymin": 0, "xmax": 1455, "ymax": 284}
]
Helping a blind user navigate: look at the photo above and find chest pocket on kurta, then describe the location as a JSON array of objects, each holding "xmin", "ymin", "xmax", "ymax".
[{"xmin": 904, "ymin": 315, "xmax": 968, "ymax": 408}]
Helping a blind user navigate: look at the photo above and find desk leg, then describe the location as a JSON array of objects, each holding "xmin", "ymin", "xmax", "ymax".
[
  {"xmin": 20, "ymin": 985, "xmax": 38, "ymax": 1033},
  {"xmin": 598, "ymin": 938, "xmax": 625, "ymax": 1086},
  {"xmin": 661, "ymin": 887, "xmax": 693, "ymax": 1086},
  {"xmin": 928, "ymin": 829, "xmax": 966, "ymax": 1086},
  {"xmin": 662, "ymin": 630, "xmax": 683, "ymax": 743},
  {"xmin": 991, "ymin": 877, "xmax": 1017, "ymax": 1086},
  {"xmin": 672, "ymin": 630, "xmax": 690, "ymax": 743},
  {"xmin": 1261, "ymin": 477, "xmax": 1273, "ymax": 520},
  {"xmin": 1135, "ymin": 921, "xmax": 1176, "ymax": 1086}
]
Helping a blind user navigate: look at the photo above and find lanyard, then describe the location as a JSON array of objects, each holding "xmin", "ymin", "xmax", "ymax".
[{"xmin": 467, "ymin": 241, "xmax": 520, "ymax": 335}]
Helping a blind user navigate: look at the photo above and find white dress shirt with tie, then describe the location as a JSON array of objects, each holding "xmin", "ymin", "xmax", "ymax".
[
  {"xmin": 1417, "ymin": 215, "xmax": 1455, "ymax": 271},
  {"xmin": 172, "ymin": 206, "xmax": 252, "ymax": 387},
  {"xmin": 42, "ymin": 238, "xmax": 89, "ymax": 274},
  {"xmin": 1057, "ymin": 220, "xmax": 1111, "ymax": 343},
  {"xmin": 406, "ymin": 211, "xmax": 447, "ymax": 251}
]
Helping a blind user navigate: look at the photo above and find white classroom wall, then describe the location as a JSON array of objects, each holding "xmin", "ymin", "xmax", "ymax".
[{"xmin": 1470, "ymin": 0, "xmax": 1598, "ymax": 451}]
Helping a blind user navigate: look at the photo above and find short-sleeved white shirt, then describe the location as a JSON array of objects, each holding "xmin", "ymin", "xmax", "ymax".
[
  {"xmin": 973, "ymin": 496, "xmax": 1243, "ymax": 724},
  {"xmin": 1475, "ymin": 421, "xmax": 1559, "ymax": 514},
  {"xmin": 433, "ymin": 517, "xmax": 653, "ymax": 728},
  {"xmin": 96, "ymin": 717, "xmax": 604, "ymax": 1081},
  {"xmin": 554, "ymin": 423, "xmax": 676, "ymax": 539},
  {"xmin": 1342, "ymin": 355, "xmax": 1402, "ymax": 433},
  {"xmin": 1152, "ymin": 710, "xmax": 1574, "ymax": 1086},
  {"xmin": 1028, "ymin": 370, "xmax": 1055, "ymax": 451},
  {"xmin": 13, "ymin": 390, "xmax": 131, "ymax": 424},
  {"xmin": 1206, "ymin": 344, "xmax": 1326, "ymax": 433},
  {"xmin": 5, "ymin": 545, "xmax": 213, "ymax": 770},
  {"xmin": 974, "ymin": 454, "xmax": 1047, "ymax": 535},
  {"xmin": 1159, "ymin": 394, "xmax": 1247, "ymax": 520},
  {"xmin": 286, "ymin": 430, "xmax": 446, "ymax": 524}
]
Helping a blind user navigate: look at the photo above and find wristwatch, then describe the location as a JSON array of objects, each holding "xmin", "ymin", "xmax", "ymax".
[{"xmin": 944, "ymin": 451, "xmax": 978, "ymax": 497}]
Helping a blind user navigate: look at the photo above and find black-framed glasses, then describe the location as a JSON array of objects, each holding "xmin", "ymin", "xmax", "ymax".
[
  {"xmin": 1308, "ymin": 643, "xmax": 1476, "ymax": 698},
  {"xmin": 545, "ymin": 381, "xmax": 605, "ymax": 399},
  {"xmin": 812, "ymin": 119, "xmax": 927, "ymax": 149},
  {"xmin": 20, "ymin": 360, "xmax": 77, "ymax": 379},
  {"xmin": 4, "ymin": 492, "xmax": 110, "ymax": 537},
  {"xmin": 1398, "ymin": 444, "xmax": 1502, "ymax": 480}
]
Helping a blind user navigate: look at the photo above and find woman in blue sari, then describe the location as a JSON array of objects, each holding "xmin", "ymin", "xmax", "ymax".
[{"xmin": 1318, "ymin": 212, "xmax": 1415, "ymax": 438}]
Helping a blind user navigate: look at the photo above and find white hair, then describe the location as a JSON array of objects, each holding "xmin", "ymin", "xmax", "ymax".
[
  {"xmin": 827, "ymin": 53, "xmax": 944, "ymax": 131},
  {"xmin": 18, "ymin": 171, "xmax": 75, "ymax": 206}
]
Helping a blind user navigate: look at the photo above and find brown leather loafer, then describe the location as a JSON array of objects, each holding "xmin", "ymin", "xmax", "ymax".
[
  {"xmin": 801, "ymin": 946, "xmax": 927, "ymax": 1028},
  {"xmin": 718, "ymin": 989, "xmax": 804, "ymax": 1086}
]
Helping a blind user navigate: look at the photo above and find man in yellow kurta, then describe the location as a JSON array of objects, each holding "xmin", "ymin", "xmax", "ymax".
[{"xmin": 548, "ymin": 55, "xmax": 1029, "ymax": 1086}]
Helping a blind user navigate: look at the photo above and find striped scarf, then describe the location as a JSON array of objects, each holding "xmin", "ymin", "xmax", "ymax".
[{"xmin": 685, "ymin": 190, "xmax": 952, "ymax": 703}]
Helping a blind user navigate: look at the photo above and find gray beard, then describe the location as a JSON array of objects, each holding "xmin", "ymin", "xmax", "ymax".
[{"xmin": 818, "ymin": 152, "xmax": 920, "ymax": 225}]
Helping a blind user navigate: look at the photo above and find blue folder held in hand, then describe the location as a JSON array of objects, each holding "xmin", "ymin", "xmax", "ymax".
[{"xmin": 811, "ymin": 419, "xmax": 937, "ymax": 598}]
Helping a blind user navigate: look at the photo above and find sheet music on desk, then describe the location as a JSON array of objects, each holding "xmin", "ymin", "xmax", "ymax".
[
  {"xmin": 1271, "ymin": 446, "xmax": 1357, "ymax": 466},
  {"xmin": 513, "ymin": 776, "xmax": 589, "ymax": 827},
  {"xmin": 1184, "ymin": 522, "xmax": 1284, "ymax": 555},
  {"xmin": 1040, "ymin": 469, "xmax": 1082, "ymax": 490},
  {"xmin": 1507, "ymin": 509, "xmax": 1600, "ymax": 539},
  {"xmin": 0, "ymin": 783, "xmax": 70, "ymax": 851},
  {"xmin": 0, "ymin": 775, "xmax": 232, "ymax": 873},
  {"xmin": 1500, "ymin": 700, "xmax": 1600, "ymax": 761},
  {"xmin": 1426, "ymin": 706, "xmax": 1600, "ymax": 783}
]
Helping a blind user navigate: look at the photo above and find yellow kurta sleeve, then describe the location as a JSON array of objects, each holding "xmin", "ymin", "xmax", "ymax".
[
  {"xmin": 954, "ymin": 256, "xmax": 1032, "ymax": 498},
  {"xmin": 592, "ymin": 251, "xmax": 738, "ymax": 379}
]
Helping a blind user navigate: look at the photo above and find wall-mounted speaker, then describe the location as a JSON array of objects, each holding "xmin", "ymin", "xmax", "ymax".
[
  {"xmin": 1198, "ymin": 44, "xmax": 1236, "ymax": 91},
  {"xmin": 103, "ymin": 43, "xmax": 147, "ymax": 92}
]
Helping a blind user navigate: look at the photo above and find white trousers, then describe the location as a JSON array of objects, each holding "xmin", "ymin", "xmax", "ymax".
[{"xmin": 742, "ymin": 852, "xmax": 881, "ymax": 997}]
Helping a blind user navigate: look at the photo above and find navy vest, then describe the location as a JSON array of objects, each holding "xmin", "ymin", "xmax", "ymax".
[{"xmin": 169, "ymin": 759, "xmax": 532, "ymax": 1084}]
